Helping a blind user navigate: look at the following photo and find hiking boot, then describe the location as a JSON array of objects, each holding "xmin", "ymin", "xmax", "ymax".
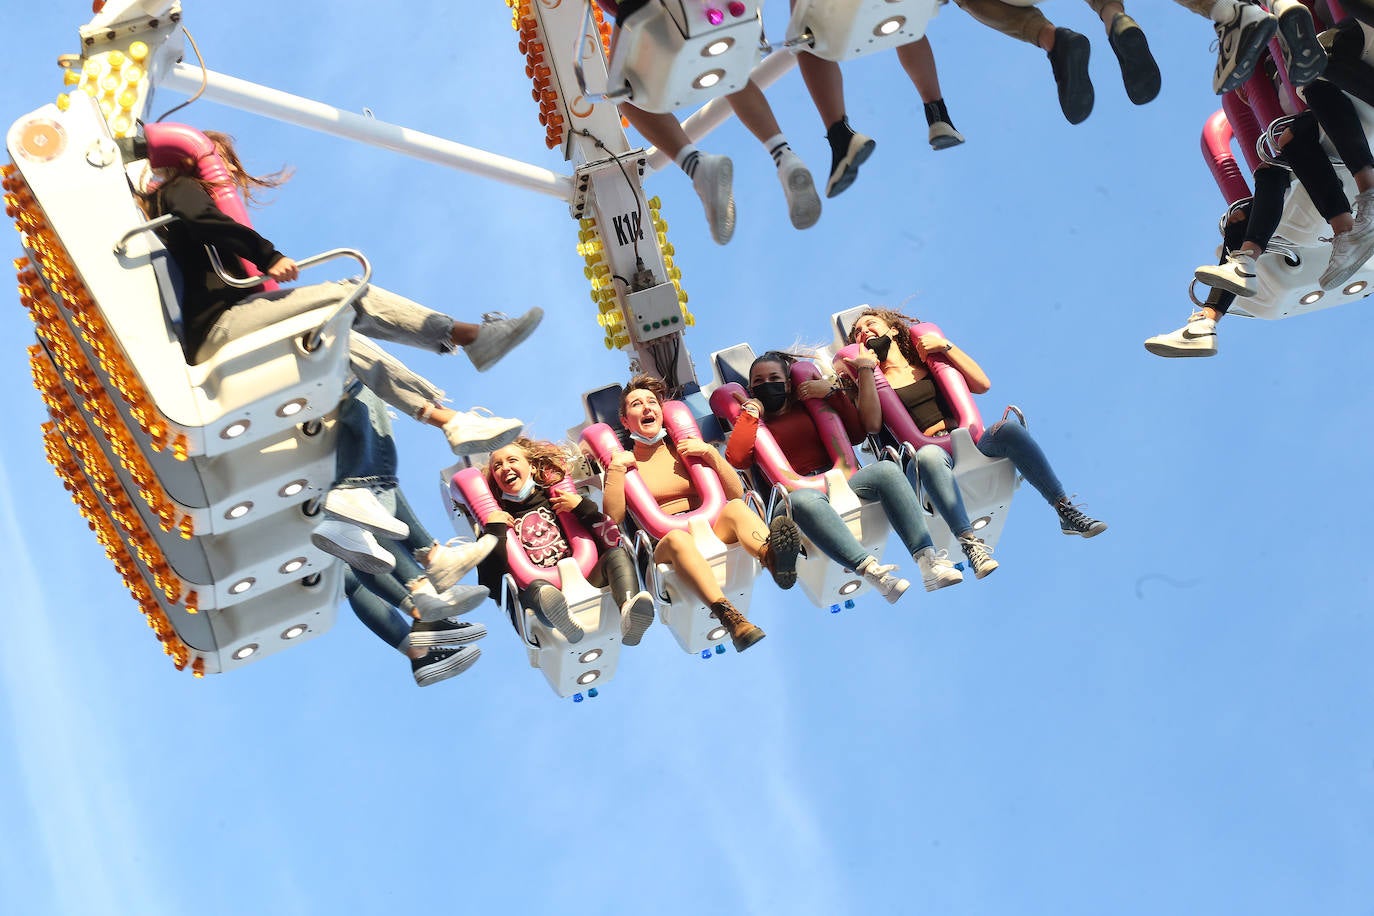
[
  {"xmin": 417, "ymin": 534, "xmax": 498, "ymax": 593},
  {"xmin": 710, "ymin": 599, "xmax": 765, "ymax": 653},
  {"xmin": 1273, "ymin": 0, "xmax": 1327, "ymax": 87},
  {"xmin": 914, "ymin": 546, "xmax": 963, "ymax": 592},
  {"xmin": 777, "ymin": 149, "xmax": 821, "ymax": 230},
  {"xmin": 408, "ymin": 618, "xmax": 488, "ymax": 649},
  {"xmin": 323, "ymin": 486, "xmax": 409, "ymax": 540},
  {"xmin": 958, "ymin": 533, "xmax": 998, "ymax": 579},
  {"xmin": 691, "ymin": 152, "xmax": 736, "ymax": 245},
  {"xmin": 1055, "ymin": 498, "xmax": 1108, "ymax": 538},
  {"xmin": 825, "ymin": 130, "xmax": 876, "ymax": 198},
  {"xmin": 530, "ymin": 581, "xmax": 584, "ymax": 643},
  {"xmin": 857, "ymin": 556, "xmax": 910, "ymax": 605},
  {"xmin": 1107, "ymin": 13, "xmax": 1161, "ymax": 106},
  {"xmin": 311, "ymin": 519, "xmax": 395, "ymax": 575},
  {"xmin": 619, "ymin": 590, "xmax": 655, "ymax": 647},
  {"xmin": 1144, "ymin": 313, "xmax": 1218, "ymax": 358},
  {"xmin": 441, "ymin": 407, "xmax": 523, "ymax": 456},
  {"xmin": 1195, "ymin": 251, "xmax": 1258, "ymax": 297},
  {"xmin": 1212, "ymin": 2, "xmax": 1277, "ymax": 94},
  {"xmin": 1047, "ymin": 28, "xmax": 1094, "ymax": 125},
  {"xmin": 408, "ymin": 578, "xmax": 488, "ymax": 621},
  {"xmin": 411, "ymin": 646, "xmax": 480, "ymax": 686},
  {"xmin": 759, "ymin": 516, "xmax": 802, "ymax": 590},
  {"xmin": 1319, "ymin": 217, "xmax": 1374, "ymax": 290},
  {"xmin": 463, "ymin": 308, "xmax": 545, "ymax": 373}
]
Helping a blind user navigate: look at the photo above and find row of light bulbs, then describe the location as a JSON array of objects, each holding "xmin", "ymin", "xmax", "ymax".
[
  {"xmin": 40, "ymin": 421, "xmax": 203, "ymax": 676},
  {"xmin": 646, "ymin": 195, "xmax": 694, "ymax": 328},
  {"xmin": 509, "ymin": 0, "xmax": 567, "ymax": 151},
  {"xmin": 55, "ymin": 42, "xmax": 151, "ymax": 139}
]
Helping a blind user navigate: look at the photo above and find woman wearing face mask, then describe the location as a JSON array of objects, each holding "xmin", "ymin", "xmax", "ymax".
[
  {"xmin": 842, "ymin": 308, "xmax": 1106, "ymax": 577},
  {"xmin": 475, "ymin": 437, "xmax": 655, "ymax": 646},
  {"xmin": 722, "ymin": 351, "xmax": 963, "ymax": 602},
  {"xmin": 601, "ymin": 375, "xmax": 803, "ymax": 653}
]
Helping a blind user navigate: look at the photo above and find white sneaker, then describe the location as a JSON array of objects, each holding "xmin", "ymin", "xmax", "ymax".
[
  {"xmin": 442, "ymin": 407, "xmax": 523, "ymax": 456},
  {"xmin": 691, "ymin": 152, "xmax": 736, "ymax": 245},
  {"xmin": 1144, "ymin": 313, "xmax": 1218, "ymax": 358},
  {"xmin": 857, "ymin": 556, "xmax": 911, "ymax": 605},
  {"xmin": 462, "ymin": 308, "xmax": 545, "ymax": 373},
  {"xmin": 1194, "ymin": 251, "xmax": 1258, "ymax": 297},
  {"xmin": 1212, "ymin": 2, "xmax": 1277, "ymax": 94},
  {"xmin": 1319, "ymin": 217, "xmax": 1374, "ymax": 290},
  {"xmin": 418, "ymin": 534, "xmax": 498, "ymax": 593},
  {"xmin": 323, "ymin": 486, "xmax": 409, "ymax": 540},
  {"xmin": 914, "ymin": 546, "xmax": 963, "ymax": 592},
  {"xmin": 777, "ymin": 150, "xmax": 821, "ymax": 230},
  {"xmin": 311, "ymin": 519, "xmax": 395, "ymax": 574},
  {"xmin": 1272, "ymin": 0, "xmax": 1327, "ymax": 87},
  {"xmin": 408, "ymin": 577, "xmax": 489, "ymax": 621},
  {"xmin": 620, "ymin": 590, "xmax": 655, "ymax": 646}
]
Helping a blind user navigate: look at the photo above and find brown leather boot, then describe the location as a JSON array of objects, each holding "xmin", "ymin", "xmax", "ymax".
[{"xmin": 710, "ymin": 599, "xmax": 765, "ymax": 653}]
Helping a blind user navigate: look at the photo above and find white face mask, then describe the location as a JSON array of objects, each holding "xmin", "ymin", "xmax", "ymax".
[
  {"xmin": 629, "ymin": 428, "xmax": 667, "ymax": 446},
  {"xmin": 506, "ymin": 475, "xmax": 537, "ymax": 502}
]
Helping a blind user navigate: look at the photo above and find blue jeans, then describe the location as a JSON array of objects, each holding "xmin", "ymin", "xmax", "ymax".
[
  {"xmin": 335, "ymin": 384, "xmax": 398, "ymax": 490},
  {"xmin": 780, "ymin": 461, "xmax": 934, "ymax": 569},
  {"xmin": 345, "ymin": 492, "xmax": 445, "ymax": 650},
  {"xmin": 345, "ymin": 568, "xmax": 410, "ymax": 650}
]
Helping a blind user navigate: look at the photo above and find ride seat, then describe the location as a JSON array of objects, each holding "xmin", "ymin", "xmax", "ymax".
[{"xmin": 786, "ymin": 0, "xmax": 939, "ymax": 62}]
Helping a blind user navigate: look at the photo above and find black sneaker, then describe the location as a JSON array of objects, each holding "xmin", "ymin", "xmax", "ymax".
[
  {"xmin": 760, "ymin": 516, "xmax": 801, "ymax": 590},
  {"xmin": 530, "ymin": 581, "xmax": 584, "ymax": 643},
  {"xmin": 411, "ymin": 646, "xmax": 481, "ymax": 687},
  {"xmin": 1055, "ymin": 498, "xmax": 1108, "ymax": 538},
  {"xmin": 1107, "ymin": 13, "xmax": 1160, "ymax": 106},
  {"xmin": 1047, "ymin": 28, "xmax": 1094, "ymax": 124},
  {"xmin": 409, "ymin": 618, "xmax": 488, "ymax": 649}
]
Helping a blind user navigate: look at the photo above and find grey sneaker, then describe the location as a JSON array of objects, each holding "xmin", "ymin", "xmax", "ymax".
[
  {"xmin": 1273, "ymin": 0, "xmax": 1327, "ymax": 87},
  {"xmin": 409, "ymin": 578, "xmax": 488, "ymax": 621},
  {"xmin": 914, "ymin": 546, "xmax": 963, "ymax": 592},
  {"xmin": 1213, "ymin": 3, "xmax": 1278, "ymax": 94},
  {"xmin": 857, "ymin": 556, "xmax": 910, "ymax": 605},
  {"xmin": 417, "ymin": 534, "xmax": 498, "ymax": 593},
  {"xmin": 1354, "ymin": 188, "xmax": 1374, "ymax": 222},
  {"xmin": 530, "ymin": 581, "xmax": 584, "ymax": 644},
  {"xmin": 691, "ymin": 152, "xmax": 736, "ymax": 245},
  {"xmin": 411, "ymin": 646, "xmax": 480, "ymax": 686},
  {"xmin": 619, "ymin": 590, "xmax": 655, "ymax": 646},
  {"xmin": 408, "ymin": 618, "xmax": 487, "ymax": 649},
  {"xmin": 463, "ymin": 308, "xmax": 544, "ymax": 373},
  {"xmin": 442, "ymin": 407, "xmax": 523, "ymax": 455},
  {"xmin": 958, "ymin": 533, "xmax": 998, "ymax": 579},
  {"xmin": 777, "ymin": 150, "xmax": 821, "ymax": 230},
  {"xmin": 1195, "ymin": 251, "xmax": 1258, "ymax": 297},
  {"xmin": 1144, "ymin": 313, "xmax": 1218, "ymax": 358},
  {"xmin": 1319, "ymin": 218, "xmax": 1374, "ymax": 290}
]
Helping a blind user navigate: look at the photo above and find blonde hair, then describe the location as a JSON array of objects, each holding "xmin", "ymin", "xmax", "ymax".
[{"xmin": 483, "ymin": 437, "xmax": 571, "ymax": 494}]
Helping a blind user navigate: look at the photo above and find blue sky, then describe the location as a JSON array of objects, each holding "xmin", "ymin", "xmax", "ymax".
[{"xmin": 3, "ymin": 2, "xmax": 1373, "ymax": 914}]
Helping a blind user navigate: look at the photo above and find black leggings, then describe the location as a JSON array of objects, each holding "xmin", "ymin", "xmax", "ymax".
[
  {"xmin": 1301, "ymin": 78, "xmax": 1374, "ymax": 174},
  {"xmin": 1278, "ymin": 111, "xmax": 1351, "ymax": 222},
  {"xmin": 1207, "ymin": 167, "xmax": 1291, "ymax": 318}
]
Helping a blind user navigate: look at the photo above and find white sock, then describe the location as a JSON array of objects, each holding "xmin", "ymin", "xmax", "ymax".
[
  {"xmin": 764, "ymin": 133, "xmax": 792, "ymax": 167},
  {"xmin": 675, "ymin": 144, "xmax": 702, "ymax": 178}
]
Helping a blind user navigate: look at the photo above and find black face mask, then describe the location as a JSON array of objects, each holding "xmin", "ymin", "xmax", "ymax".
[
  {"xmin": 864, "ymin": 335, "xmax": 893, "ymax": 362},
  {"xmin": 753, "ymin": 381, "xmax": 789, "ymax": 413}
]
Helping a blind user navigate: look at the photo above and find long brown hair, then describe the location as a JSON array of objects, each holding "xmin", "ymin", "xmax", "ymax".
[
  {"xmin": 848, "ymin": 307, "xmax": 924, "ymax": 366},
  {"xmin": 200, "ymin": 130, "xmax": 292, "ymax": 204},
  {"xmin": 483, "ymin": 437, "xmax": 570, "ymax": 495}
]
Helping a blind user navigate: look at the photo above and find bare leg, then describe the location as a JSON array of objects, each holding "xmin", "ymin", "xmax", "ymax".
[
  {"xmin": 711, "ymin": 499, "xmax": 769, "ymax": 559},
  {"xmin": 796, "ymin": 53, "xmax": 847, "ymax": 127},
  {"xmin": 725, "ymin": 81, "xmax": 783, "ymax": 143},
  {"xmin": 895, "ymin": 38, "xmax": 942, "ymax": 102},
  {"xmin": 618, "ymin": 104, "xmax": 690, "ymax": 158},
  {"xmin": 654, "ymin": 530, "xmax": 726, "ymax": 605}
]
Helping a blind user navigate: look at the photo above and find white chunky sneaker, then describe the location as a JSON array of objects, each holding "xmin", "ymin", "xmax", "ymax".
[
  {"xmin": 691, "ymin": 152, "xmax": 736, "ymax": 245},
  {"xmin": 1320, "ymin": 217, "xmax": 1374, "ymax": 290},
  {"xmin": 1194, "ymin": 251, "xmax": 1258, "ymax": 297},
  {"xmin": 1212, "ymin": 2, "xmax": 1278, "ymax": 94},
  {"xmin": 311, "ymin": 519, "xmax": 395, "ymax": 575},
  {"xmin": 1144, "ymin": 313, "xmax": 1218, "ymax": 358},
  {"xmin": 442, "ymin": 407, "xmax": 523, "ymax": 456},
  {"xmin": 408, "ymin": 577, "xmax": 488, "ymax": 621},
  {"xmin": 417, "ymin": 534, "xmax": 498, "ymax": 593},
  {"xmin": 857, "ymin": 556, "xmax": 911, "ymax": 605},
  {"xmin": 463, "ymin": 308, "xmax": 544, "ymax": 373},
  {"xmin": 914, "ymin": 546, "xmax": 964, "ymax": 592},
  {"xmin": 323, "ymin": 486, "xmax": 409, "ymax": 540},
  {"xmin": 620, "ymin": 590, "xmax": 655, "ymax": 646},
  {"xmin": 777, "ymin": 150, "xmax": 821, "ymax": 230}
]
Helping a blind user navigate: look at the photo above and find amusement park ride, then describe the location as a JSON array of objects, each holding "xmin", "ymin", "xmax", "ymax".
[{"xmin": 6, "ymin": 1, "xmax": 1368, "ymax": 695}]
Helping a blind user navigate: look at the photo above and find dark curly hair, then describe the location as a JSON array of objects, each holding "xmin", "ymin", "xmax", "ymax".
[{"xmin": 847, "ymin": 307, "xmax": 924, "ymax": 366}]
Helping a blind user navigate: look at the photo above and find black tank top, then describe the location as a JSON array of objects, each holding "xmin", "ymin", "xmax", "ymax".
[{"xmin": 893, "ymin": 377, "xmax": 951, "ymax": 433}]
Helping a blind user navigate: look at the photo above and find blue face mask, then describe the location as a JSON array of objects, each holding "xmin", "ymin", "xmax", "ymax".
[
  {"xmin": 506, "ymin": 475, "xmax": 537, "ymax": 502},
  {"xmin": 629, "ymin": 428, "xmax": 667, "ymax": 446}
]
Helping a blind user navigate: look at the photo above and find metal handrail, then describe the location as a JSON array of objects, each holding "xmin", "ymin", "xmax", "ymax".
[
  {"xmin": 631, "ymin": 528, "xmax": 667, "ymax": 603},
  {"xmin": 1001, "ymin": 405, "xmax": 1028, "ymax": 429},
  {"xmin": 112, "ymin": 213, "xmax": 177, "ymax": 255},
  {"xmin": 573, "ymin": 1, "xmax": 634, "ymax": 105},
  {"xmin": 205, "ymin": 245, "xmax": 371, "ymax": 351}
]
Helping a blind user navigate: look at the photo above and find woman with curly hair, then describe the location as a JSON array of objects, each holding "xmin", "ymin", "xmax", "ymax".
[
  {"xmin": 842, "ymin": 308, "xmax": 1106, "ymax": 576},
  {"xmin": 475, "ymin": 437, "xmax": 655, "ymax": 646}
]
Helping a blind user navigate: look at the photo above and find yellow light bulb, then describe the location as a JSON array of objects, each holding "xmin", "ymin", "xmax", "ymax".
[{"xmin": 128, "ymin": 41, "xmax": 148, "ymax": 62}]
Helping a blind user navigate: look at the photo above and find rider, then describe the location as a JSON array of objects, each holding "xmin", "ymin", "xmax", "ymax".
[{"xmin": 723, "ymin": 350, "xmax": 964, "ymax": 601}]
